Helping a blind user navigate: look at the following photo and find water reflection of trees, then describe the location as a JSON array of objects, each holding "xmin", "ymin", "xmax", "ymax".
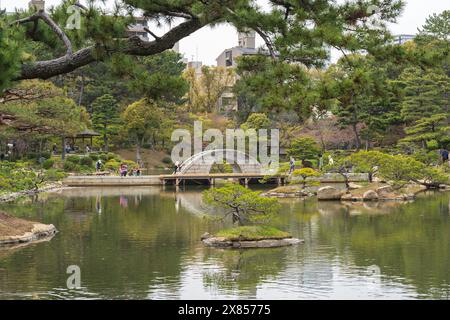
[
  {"xmin": 0, "ymin": 188, "xmax": 214, "ymax": 299},
  {"xmin": 201, "ymin": 248, "xmax": 288, "ymax": 297},
  {"xmin": 1, "ymin": 188, "xmax": 450, "ymax": 299},
  {"xmin": 315, "ymin": 193, "xmax": 450, "ymax": 299}
]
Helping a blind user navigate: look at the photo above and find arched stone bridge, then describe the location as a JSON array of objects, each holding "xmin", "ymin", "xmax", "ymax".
[{"xmin": 176, "ymin": 149, "xmax": 262, "ymax": 175}]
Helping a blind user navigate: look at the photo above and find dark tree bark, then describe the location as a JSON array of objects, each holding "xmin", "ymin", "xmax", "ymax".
[{"xmin": 15, "ymin": 18, "xmax": 204, "ymax": 81}]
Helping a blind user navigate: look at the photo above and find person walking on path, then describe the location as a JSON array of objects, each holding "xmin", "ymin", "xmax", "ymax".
[
  {"xmin": 440, "ymin": 149, "xmax": 449, "ymax": 165},
  {"xmin": 96, "ymin": 159, "xmax": 102, "ymax": 172},
  {"xmin": 328, "ymin": 155, "xmax": 334, "ymax": 166},
  {"xmin": 289, "ymin": 157, "xmax": 295, "ymax": 174},
  {"xmin": 318, "ymin": 154, "xmax": 324, "ymax": 170}
]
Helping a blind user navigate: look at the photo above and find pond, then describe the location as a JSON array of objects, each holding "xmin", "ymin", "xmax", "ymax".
[{"xmin": 0, "ymin": 186, "xmax": 449, "ymax": 299}]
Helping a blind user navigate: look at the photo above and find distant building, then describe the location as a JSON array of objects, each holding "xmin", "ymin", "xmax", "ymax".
[
  {"xmin": 216, "ymin": 31, "xmax": 259, "ymax": 68},
  {"xmin": 186, "ymin": 61, "xmax": 203, "ymax": 77},
  {"xmin": 172, "ymin": 42, "xmax": 180, "ymax": 53},
  {"xmin": 215, "ymin": 31, "xmax": 267, "ymax": 112},
  {"xmin": 28, "ymin": 0, "xmax": 45, "ymax": 11},
  {"xmin": 126, "ymin": 16, "xmax": 149, "ymax": 41},
  {"xmin": 393, "ymin": 34, "xmax": 416, "ymax": 45}
]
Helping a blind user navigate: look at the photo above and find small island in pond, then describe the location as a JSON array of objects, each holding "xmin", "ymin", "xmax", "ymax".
[
  {"xmin": 0, "ymin": 212, "xmax": 57, "ymax": 246},
  {"xmin": 202, "ymin": 184, "xmax": 303, "ymax": 248},
  {"xmin": 202, "ymin": 226, "xmax": 303, "ymax": 248}
]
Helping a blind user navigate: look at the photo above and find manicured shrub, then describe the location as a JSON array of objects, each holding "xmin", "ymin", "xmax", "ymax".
[
  {"xmin": 98, "ymin": 153, "xmax": 109, "ymax": 161},
  {"xmin": 63, "ymin": 161, "xmax": 77, "ymax": 171},
  {"xmin": 105, "ymin": 159, "xmax": 120, "ymax": 171},
  {"xmin": 80, "ymin": 156, "xmax": 93, "ymax": 167},
  {"xmin": 107, "ymin": 152, "xmax": 118, "ymax": 161},
  {"xmin": 65, "ymin": 155, "xmax": 81, "ymax": 163},
  {"xmin": 426, "ymin": 140, "xmax": 439, "ymax": 150},
  {"xmin": 42, "ymin": 159, "xmax": 55, "ymax": 170},
  {"xmin": 40, "ymin": 152, "xmax": 51, "ymax": 160},
  {"xmin": 162, "ymin": 156, "xmax": 172, "ymax": 164},
  {"xmin": 26, "ymin": 152, "xmax": 38, "ymax": 160},
  {"xmin": 413, "ymin": 150, "xmax": 440, "ymax": 166},
  {"xmin": 292, "ymin": 168, "xmax": 321, "ymax": 188},
  {"xmin": 123, "ymin": 160, "xmax": 137, "ymax": 167},
  {"xmin": 89, "ymin": 154, "xmax": 99, "ymax": 161}
]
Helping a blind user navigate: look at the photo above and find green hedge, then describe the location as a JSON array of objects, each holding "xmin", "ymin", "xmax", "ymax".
[{"xmin": 42, "ymin": 159, "xmax": 55, "ymax": 169}]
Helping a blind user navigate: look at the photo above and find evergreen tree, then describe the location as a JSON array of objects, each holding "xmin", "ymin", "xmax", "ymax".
[
  {"xmin": 419, "ymin": 10, "xmax": 450, "ymax": 41},
  {"xmin": 400, "ymin": 68, "xmax": 449, "ymax": 123},
  {"xmin": 240, "ymin": 113, "xmax": 271, "ymax": 131},
  {"xmin": 0, "ymin": 80, "xmax": 89, "ymax": 158},
  {"xmin": 0, "ymin": 13, "xmax": 21, "ymax": 92},
  {"xmin": 329, "ymin": 54, "xmax": 401, "ymax": 149},
  {"xmin": 234, "ymin": 56, "xmax": 315, "ymax": 121},
  {"xmin": 402, "ymin": 114, "xmax": 450, "ymax": 148},
  {"xmin": 91, "ymin": 94, "xmax": 120, "ymax": 152},
  {"xmin": 122, "ymin": 98, "xmax": 163, "ymax": 165},
  {"xmin": 288, "ymin": 137, "xmax": 321, "ymax": 164},
  {"xmin": 4, "ymin": 0, "xmax": 404, "ymax": 82}
]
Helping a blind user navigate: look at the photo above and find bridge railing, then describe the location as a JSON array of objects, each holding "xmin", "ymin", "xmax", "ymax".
[{"xmin": 177, "ymin": 149, "xmax": 261, "ymax": 175}]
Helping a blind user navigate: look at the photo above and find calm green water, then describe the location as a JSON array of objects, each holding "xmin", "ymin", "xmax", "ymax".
[{"xmin": 0, "ymin": 187, "xmax": 449, "ymax": 299}]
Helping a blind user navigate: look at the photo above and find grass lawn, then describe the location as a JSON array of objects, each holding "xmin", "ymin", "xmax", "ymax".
[{"xmin": 215, "ymin": 226, "xmax": 291, "ymax": 241}]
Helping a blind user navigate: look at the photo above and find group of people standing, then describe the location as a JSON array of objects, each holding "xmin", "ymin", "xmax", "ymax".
[
  {"xmin": 119, "ymin": 163, "xmax": 141, "ymax": 177},
  {"xmin": 94, "ymin": 159, "xmax": 141, "ymax": 176}
]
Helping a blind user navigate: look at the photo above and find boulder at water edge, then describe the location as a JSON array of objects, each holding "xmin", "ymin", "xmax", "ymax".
[
  {"xmin": 363, "ymin": 190, "xmax": 379, "ymax": 201},
  {"xmin": 317, "ymin": 186, "xmax": 345, "ymax": 200}
]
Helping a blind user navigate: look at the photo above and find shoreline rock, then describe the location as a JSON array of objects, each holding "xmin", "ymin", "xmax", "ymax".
[
  {"xmin": 0, "ymin": 212, "xmax": 57, "ymax": 246},
  {"xmin": 341, "ymin": 183, "xmax": 427, "ymax": 202},
  {"xmin": 263, "ymin": 181, "xmax": 447, "ymax": 202},
  {"xmin": 0, "ymin": 223, "xmax": 57, "ymax": 246},
  {"xmin": 202, "ymin": 236, "xmax": 304, "ymax": 248},
  {"xmin": 317, "ymin": 186, "xmax": 345, "ymax": 200}
]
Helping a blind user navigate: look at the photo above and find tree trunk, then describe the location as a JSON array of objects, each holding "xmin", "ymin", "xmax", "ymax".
[
  {"xmin": 136, "ymin": 137, "xmax": 144, "ymax": 167},
  {"xmin": 103, "ymin": 124, "xmax": 108, "ymax": 152},
  {"xmin": 16, "ymin": 18, "xmax": 206, "ymax": 80},
  {"xmin": 136, "ymin": 144, "xmax": 141, "ymax": 166},
  {"xmin": 61, "ymin": 137, "xmax": 65, "ymax": 160},
  {"xmin": 352, "ymin": 123, "xmax": 361, "ymax": 150},
  {"xmin": 78, "ymin": 74, "xmax": 84, "ymax": 106},
  {"xmin": 232, "ymin": 209, "xmax": 244, "ymax": 226}
]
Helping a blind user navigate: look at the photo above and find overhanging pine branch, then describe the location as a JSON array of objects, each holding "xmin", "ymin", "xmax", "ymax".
[
  {"xmin": 144, "ymin": 27, "xmax": 161, "ymax": 41},
  {"xmin": 16, "ymin": 17, "xmax": 204, "ymax": 80},
  {"xmin": 254, "ymin": 27, "xmax": 277, "ymax": 59},
  {"xmin": 11, "ymin": 9, "xmax": 73, "ymax": 57}
]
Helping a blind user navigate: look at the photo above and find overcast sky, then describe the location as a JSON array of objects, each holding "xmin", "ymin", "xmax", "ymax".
[{"xmin": 2, "ymin": 0, "xmax": 449, "ymax": 65}]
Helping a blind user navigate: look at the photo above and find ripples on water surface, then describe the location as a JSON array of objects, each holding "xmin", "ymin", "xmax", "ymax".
[{"xmin": 0, "ymin": 187, "xmax": 449, "ymax": 299}]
